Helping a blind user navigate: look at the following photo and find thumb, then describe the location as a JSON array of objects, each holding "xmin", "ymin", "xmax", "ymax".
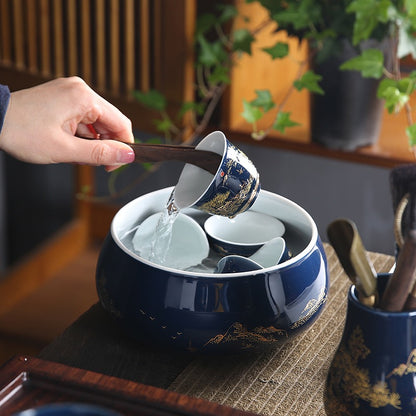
[{"xmin": 64, "ymin": 137, "xmax": 135, "ymax": 166}]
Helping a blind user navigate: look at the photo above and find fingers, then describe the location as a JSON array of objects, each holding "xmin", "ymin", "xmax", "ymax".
[
  {"xmin": 57, "ymin": 135, "xmax": 135, "ymax": 166},
  {"xmin": 67, "ymin": 77, "xmax": 134, "ymax": 144},
  {"xmin": 0, "ymin": 77, "xmax": 136, "ymax": 166},
  {"xmin": 76, "ymin": 123, "xmax": 101, "ymax": 139}
]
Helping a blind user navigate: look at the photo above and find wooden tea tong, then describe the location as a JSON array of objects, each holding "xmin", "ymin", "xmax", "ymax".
[
  {"xmin": 85, "ymin": 124, "xmax": 221, "ymax": 175},
  {"xmin": 380, "ymin": 191, "xmax": 416, "ymax": 312},
  {"xmin": 129, "ymin": 143, "xmax": 222, "ymax": 175}
]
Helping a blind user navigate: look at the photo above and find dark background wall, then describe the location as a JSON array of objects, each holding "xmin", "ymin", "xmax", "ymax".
[{"xmin": 1, "ymin": 155, "xmax": 73, "ymax": 270}]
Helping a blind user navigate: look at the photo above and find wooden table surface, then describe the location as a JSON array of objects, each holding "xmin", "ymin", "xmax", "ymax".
[{"xmin": 33, "ymin": 245, "xmax": 395, "ymax": 416}]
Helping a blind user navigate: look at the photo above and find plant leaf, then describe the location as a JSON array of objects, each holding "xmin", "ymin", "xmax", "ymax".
[
  {"xmin": 273, "ymin": 111, "xmax": 300, "ymax": 133},
  {"xmin": 347, "ymin": 0, "xmax": 392, "ymax": 45},
  {"xmin": 406, "ymin": 123, "xmax": 416, "ymax": 147},
  {"xmin": 379, "ymin": 85, "xmax": 409, "ymax": 113},
  {"xmin": 294, "ymin": 70, "xmax": 324, "ymax": 94},
  {"xmin": 208, "ymin": 65, "xmax": 231, "ymax": 84},
  {"xmin": 406, "ymin": 0, "xmax": 416, "ymax": 19},
  {"xmin": 272, "ymin": 0, "xmax": 321, "ymax": 31},
  {"xmin": 262, "ymin": 42, "xmax": 289, "ymax": 59},
  {"xmin": 232, "ymin": 29, "xmax": 255, "ymax": 55},
  {"xmin": 241, "ymin": 99, "xmax": 263, "ymax": 123},
  {"xmin": 132, "ymin": 90, "xmax": 166, "ymax": 111},
  {"xmin": 195, "ymin": 13, "xmax": 217, "ymax": 37},
  {"xmin": 217, "ymin": 4, "xmax": 238, "ymax": 23},
  {"xmin": 153, "ymin": 117, "xmax": 173, "ymax": 134},
  {"xmin": 197, "ymin": 35, "xmax": 227, "ymax": 67},
  {"xmin": 339, "ymin": 49, "xmax": 384, "ymax": 78},
  {"xmin": 251, "ymin": 90, "xmax": 275, "ymax": 112},
  {"xmin": 178, "ymin": 101, "xmax": 206, "ymax": 118},
  {"xmin": 377, "ymin": 78, "xmax": 412, "ymax": 113}
]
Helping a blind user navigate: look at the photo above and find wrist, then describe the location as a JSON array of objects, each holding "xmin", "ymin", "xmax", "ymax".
[{"xmin": 0, "ymin": 84, "xmax": 10, "ymax": 135}]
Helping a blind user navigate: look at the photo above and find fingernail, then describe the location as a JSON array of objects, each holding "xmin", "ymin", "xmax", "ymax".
[{"xmin": 117, "ymin": 149, "xmax": 135, "ymax": 164}]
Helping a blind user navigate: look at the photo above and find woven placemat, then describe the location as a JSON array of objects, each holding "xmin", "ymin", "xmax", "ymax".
[{"xmin": 169, "ymin": 245, "xmax": 395, "ymax": 416}]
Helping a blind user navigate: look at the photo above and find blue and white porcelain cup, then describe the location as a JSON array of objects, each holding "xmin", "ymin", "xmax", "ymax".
[
  {"xmin": 173, "ymin": 131, "xmax": 260, "ymax": 218},
  {"xmin": 326, "ymin": 273, "xmax": 416, "ymax": 415}
]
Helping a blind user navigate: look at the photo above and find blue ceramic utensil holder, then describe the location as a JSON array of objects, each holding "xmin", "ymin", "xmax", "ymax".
[{"xmin": 326, "ymin": 273, "xmax": 416, "ymax": 415}]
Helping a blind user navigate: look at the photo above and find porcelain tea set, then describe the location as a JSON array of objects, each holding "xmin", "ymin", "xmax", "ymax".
[
  {"xmin": 96, "ymin": 131, "xmax": 329, "ymax": 353},
  {"xmin": 96, "ymin": 131, "xmax": 416, "ymax": 414}
]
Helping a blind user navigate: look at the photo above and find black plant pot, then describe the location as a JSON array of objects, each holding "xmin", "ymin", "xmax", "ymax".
[{"xmin": 310, "ymin": 39, "xmax": 391, "ymax": 151}]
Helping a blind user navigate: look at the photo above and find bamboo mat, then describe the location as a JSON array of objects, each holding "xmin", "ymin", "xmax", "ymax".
[{"xmin": 169, "ymin": 245, "xmax": 395, "ymax": 416}]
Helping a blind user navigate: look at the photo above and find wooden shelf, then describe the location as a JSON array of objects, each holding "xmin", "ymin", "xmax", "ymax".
[{"xmin": 225, "ymin": 104, "xmax": 414, "ymax": 169}]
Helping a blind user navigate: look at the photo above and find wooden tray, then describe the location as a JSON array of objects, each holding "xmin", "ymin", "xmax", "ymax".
[{"xmin": 0, "ymin": 356, "xmax": 258, "ymax": 416}]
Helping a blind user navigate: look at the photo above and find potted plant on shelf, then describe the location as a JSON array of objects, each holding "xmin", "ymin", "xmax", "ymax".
[
  {"xmin": 240, "ymin": 0, "xmax": 416, "ymax": 152},
  {"xmin": 240, "ymin": 0, "xmax": 416, "ymax": 150},
  {"xmin": 108, "ymin": 0, "xmax": 416, "ymax": 199}
]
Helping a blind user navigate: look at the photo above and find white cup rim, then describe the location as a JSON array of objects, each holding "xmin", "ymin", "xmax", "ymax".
[{"xmin": 173, "ymin": 131, "xmax": 226, "ymax": 210}]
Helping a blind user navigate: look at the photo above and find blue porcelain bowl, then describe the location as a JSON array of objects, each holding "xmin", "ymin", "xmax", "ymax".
[{"xmin": 96, "ymin": 187, "xmax": 329, "ymax": 353}]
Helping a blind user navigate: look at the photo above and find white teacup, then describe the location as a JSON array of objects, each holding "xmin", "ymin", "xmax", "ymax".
[
  {"xmin": 250, "ymin": 236, "xmax": 288, "ymax": 267},
  {"xmin": 215, "ymin": 237, "xmax": 288, "ymax": 274},
  {"xmin": 204, "ymin": 210, "xmax": 285, "ymax": 256},
  {"xmin": 132, "ymin": 212, "xmax": 209, "ymax": 269}
]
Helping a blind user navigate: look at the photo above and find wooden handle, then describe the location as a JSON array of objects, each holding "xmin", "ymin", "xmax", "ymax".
[
  {"xmin": 403, "ymin": 279, "xmax": 416, "ymax": 311},
  {"xmin": 130, "ymin": 143, "xmax": 221, "ymax": 175},
  {"xmin": 379, "ymin": 229, "xmax": 416, "ymax": 312},
  {"xmin": 403, "ymin": 293, "xmax": 416, "ymax": 311},
  {"xmin": 327, "ymin": 219, "xmax": 377, "ymax": 306},
  {"xmin": 350, "ymin": 230, "xmax": 377, "ymax": 299}
]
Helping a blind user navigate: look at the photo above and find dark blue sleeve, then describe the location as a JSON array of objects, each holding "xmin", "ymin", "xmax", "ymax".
[{"xmin": 0, "ymin": 84, "xmax": 11, "ymax": 133}]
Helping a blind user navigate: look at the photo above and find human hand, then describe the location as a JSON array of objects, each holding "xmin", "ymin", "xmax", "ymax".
[{"xmin": 0, "ymin": 77, "xmax": 135, "ymax": 170}]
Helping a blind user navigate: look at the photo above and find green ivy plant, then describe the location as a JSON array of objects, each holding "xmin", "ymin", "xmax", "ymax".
[
  {"xmin": 133, "ymin": 0, "xmax": 416, "ymax": 155},
  {"xmin": 132, "ymin": 3, "xmax": 241, "ymax": 147},
  {"xmin": 242, "ymin": 0, "xmax": 416, "ymax": 149},
  {"xmin": 341, "ymin": 0, "xmax": 416, "ymax": 148}
]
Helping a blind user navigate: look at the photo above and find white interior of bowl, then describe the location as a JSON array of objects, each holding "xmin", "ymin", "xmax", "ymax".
[
  {"xmin": 173, "ymin": 131, "xmax": 225, "ymax": 209},
  {"xmin": 204, "ymin": 211, "xmax": 285, "ymax": 246},
  {"xmin": 111, "ymin": 186, "xmax": 319, "ymax": 277}
]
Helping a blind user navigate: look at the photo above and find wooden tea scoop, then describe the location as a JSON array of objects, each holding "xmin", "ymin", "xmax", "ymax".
[
  {"xmin": 129, "ymin": 143, "xmax": 222, "ymax": 175},
  {"xmin": 403, "ymin": 281, "xmax": 416, "ymax": 311},
  {"xmin": 327, "ymin": 219, "xmax": 378, "ymax": 306},
  {"xmin": 380, "ymin": 192, "xmax": 416, "ymax": 312}
]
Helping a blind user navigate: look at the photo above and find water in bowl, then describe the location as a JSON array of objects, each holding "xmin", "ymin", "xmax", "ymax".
[
  {"xmin": 148, "ymin": 191, "xmax": 179, "ymax": 264},
  {"xmin": 119, "ymin": 190, "xmax": 181, "ymax": 267}
]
